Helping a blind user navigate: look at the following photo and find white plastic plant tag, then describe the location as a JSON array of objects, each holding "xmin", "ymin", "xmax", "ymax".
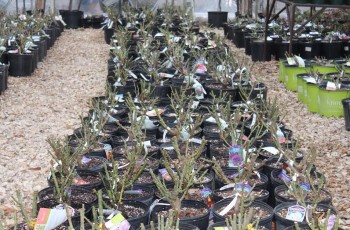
[
  {"xmin": 305, "ymin": 77, "xmax": 317, "ymax": 84},
  {"xmin": 191, "ymin": 101, "xmax": 200, "ymax": 109},
  {"xmin": 140, "ymin": 73, "xmax": 149, "ymax": 81},
  {"xmin": 345, "ymin": 46, "xmax": 349, "ymax": 51},
  {"xmin": 162, "ymin": 129, "xmax": 168, "ymax": 142},
  {"xmin": 286, "ymin": 205, "xmax": 306, "ymax": 222},
  {"xmin": 219, "ymin": 193, "xmax": 240, "ymax": 216},
  {"xmin": 160, "ymin": 47, "xmax": 168, "ymax": 53},
  {"xmin": 219, "ymin": 183, "xmax": 236, "ymax": 191},
  {"xmin": 287, "ymin": 57, "xmax": 296, "ymax": 65},
  {"xmin": 206, "ymin": 116, "xmax": 216, "ymax": 123},
  {"xmin": 326, "ymin": 82, "xmax": 337, "ymax": 91},
  {"xmin": 127, "ymin": 70, "xmax": 138, "ymax": 79},
  {"xmin": 105, "ymin": 212, "xmax": 131, "ymax": 230},
  {"xmin": 295, "ymin": 56, "xmax": 305, "ymax": 67},
  {"xmin": 305, "ymin": 47, "xmax": 312, "ymax": 52},
  {"xmin": 189, "ymin": 138, "xmax": 202, "ymax": 144},
  {"xmin": 262, "ymin": 147, "xmax": 279, "ymax": 155},
  {"xmin": 250, "ymin": 113, "xmax": 257, "ymax": 129}
]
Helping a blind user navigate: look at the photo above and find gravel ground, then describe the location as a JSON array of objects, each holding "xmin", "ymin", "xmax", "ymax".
[
  {"xmin": 0, "ymin": 28, "xmax": 108, "ymax": 226},
  {"xmin": 0, "ymin": 27, "xmax": 349, "ymax": 228}
]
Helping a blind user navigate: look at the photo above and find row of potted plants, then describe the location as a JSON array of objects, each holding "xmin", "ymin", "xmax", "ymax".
[
  {"xmin": 6, "ymin": 5, "xmax": 340, "ymax": 230},
  {"xmin": 224, "ymin": 9, "xmax": 350, "ymax": 62},
  {"xmin": 280, "ymin": 57, "xmax": 350, "ymax": 117},
  {"xmin": 0, "ymin": 11, "xmax": 65, "ymax": 79},
  {"xmin": 292, "ymin": 0, "xmax": 350, "ymax": 4}
]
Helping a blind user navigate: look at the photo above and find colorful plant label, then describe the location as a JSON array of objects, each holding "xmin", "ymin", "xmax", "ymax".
[
  {"xmin": 104, "ymin": 144, "xmax": 112, "ymax": 160},
  {"xmin": 278, "ymin": 169, "xmax": 291, "ymax": 183},
  {"xmin": 286, "ymin": 205, "xmax": 306, "ymax": 222},
  {"xmin": 300, "ymin": 181, "xmax": 311, "ymax": 191},
  {"xmin": 34, "ymin": 208, "xmax": 68, "ymax": 230},
  {"xmin": 105, "ymin": 212, "xmax": 131, "ymax": 230},
  {"xmin": 228, "ymin": 145, "xmax": 243, "ymax": 168}
]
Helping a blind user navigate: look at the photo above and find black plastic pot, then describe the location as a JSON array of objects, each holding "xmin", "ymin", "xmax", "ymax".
[
  {"xmin": 273, "ymin": 41, "xmax": 298, "ymax": 60},
  {"xmin": 274, "ymin": 185, "xmax": 332, "ymax": 207},
  {"xmin": 151, "ymin": 83, "xmax": 171, "ymax": 98},
  {"xmin": 212, "ymin": 199, "xmax": 274, "ymax": 229},
  {"xmin": 76, "ymin": 156, "xmax": 109, "ymax": 173},
  {"xmin": 233, "ymin": 28, "xmax": 246, "ymax": 48},
  {"xmin": 47, "ymin": 170, "xmax": 103, "ymax": 191},
  {"xmin": 321, "ymin": 41, "xmax": 343, "ymax": 59},
  {"xmin": 8, "ymin": 53, "xmax": 34, "ymax": 76},
  {"xmin": 208, "ymin": 11, "xmax": 228, "ymax": 28},
  {"xmin": 139, "ymin": 223, "xmax": 199, "ymax": 230},
  {"xmin": 0, "ymin": 64, "xmax": 9, "ymax": 94},
  {"xmin": 104, "ymin": 28, "xmax": 115, "ymax": 44},
  {"xmin": 60, "ymin": 10, "xmax": 83, "ymax": 29},
  {"xmin": 244, "ymin": 35, "xmax": 252, "ymax": 55},
  {"xmin": 123, "ymin": 186, "xmax": 155, "ymax": 206},
  {"xmin": 297, "ymin": 41, "xmax": 321, "ymax": 59},
  {"xmin": 151, "ymin": 200, "xmax": 210, "ymax": 230},
  {"xmin": 250, "ymin": 40, "xmax": 272, "ymax": 62},
  {"xmin": 342, "ymin": 98, "xmax": 350, "ymax": 131},
  {"xmin": 37, "ymin": 186, "xmax": 97, "ymax": 206},
  {"xmin": 205, "ymin": 83, "xmax": 238, "ymax": 102},
  {"xmin": 274, "ymin": 202, "xmax": 337, "ymax": 229}
]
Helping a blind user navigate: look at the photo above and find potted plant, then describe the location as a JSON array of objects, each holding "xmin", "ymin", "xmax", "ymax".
[
  {"xmin": 59, "ymin": 0, "xmax": 84, "ymax": 29},
  {"xmin": 208, "ymin": 0, "xmax": 228, "ymax": 28}
]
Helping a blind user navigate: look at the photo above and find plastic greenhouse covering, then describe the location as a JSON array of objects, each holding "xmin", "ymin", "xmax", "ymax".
[{"xmin": 0, "ymin": 0, "xmax": 287, "ymax": 19}]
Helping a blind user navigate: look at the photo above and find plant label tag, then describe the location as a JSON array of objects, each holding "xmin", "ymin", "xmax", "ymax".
[
  {"xmin": 300, "ymin": 181, "xmax": 311, "ymax": 191},
  {"xmin": 262, "ymin": 147, "xmax": 279, "ymax": 155},
  {"xmin": 219, "ymin": 193, "xmax": 240, "ymax": 216},
  {"xmin": 214, "ymin": 227, "xmax": 229, "ymax": 230},
  {"xmin": 319, "ymin": 214, "xmax": 337, "ymax": 230},
  {"xmin": 287, "ymin": 57, "xmax": 296, "ymax": 65},
  {"xmin": 159, "ymin": 168, "xmax": 172, "ymax": 181},
  {"xmin": 105, "ymin": 212, "xmax": 131, "ymax": 230},
  {"xmin": 34, "ymin": 208, "xmax": 68, "ymax": 230},
  {"xmin": 305, "ymin": 47, "xmax": 312, "ymax": 52},
  {"xmin": 228, "ymin": 145, "xmax": 243, "ymax": 168},
  {"xmin": 104, "ymin": 144, "xmax": 113, "ymax": 160},
  {"xmin": 278, "ymin": 169, "xmax": 291, "ymax": 183},
  {"xmin": 286, "ymin": 205, "xmax": 306, "ymax": 222},
  {"xmin": 345, "ymin": 46, "xmax": 349, "ymax": 51},
  {"xmin": 326, "ymin": 82, "xmax": 336, "ymax": 91}
]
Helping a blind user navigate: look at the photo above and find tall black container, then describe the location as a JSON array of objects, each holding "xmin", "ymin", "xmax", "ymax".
[
  {"xmin": 8, "ymin": 53, "xmax": 34, "ymax": 76},
  {"xmin": 60, "ymin": 10, "xmax": 83, "ymax": 29},
  {"xmin": 251, "ymin": 40, "xmax": 272, "ymax": 62},
  {"xmin": 208, "ymin": 11, "xmax": 228, "ymax": 28},
  {"xmin": 342, "ymin": 98, "xmax": 350, "ymax": 131}
]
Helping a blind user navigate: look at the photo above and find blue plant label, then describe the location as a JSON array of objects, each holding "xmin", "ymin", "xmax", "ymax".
[
  {"xmin": 228, "ymin": 145, "xmax": 243, "ymax": 168},
  {"xmin": 300, "ymin": 181, "xmax": 311, "ymax": 191},
  {"xmin": 236, "ymin": 182, "xmax": 252, "ymax": 194},
  {"xmin": 201, "ymin": 188, "xmax": 212, "ymax": 198},
  {"xmin": 286, "ymin": 205, "xmax": 306, "ymax": 222},
  {"xmin": 278, "ymin": 169, "xmax": 291, "ymax": 183}
]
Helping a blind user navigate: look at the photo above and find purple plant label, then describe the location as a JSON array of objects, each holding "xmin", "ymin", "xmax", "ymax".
[
  {"xmin": 300, "ymin": 181, "xmax": 311, "ymax": 191},
  {"xmin": 201, "ymin": 188, "xmax": 212, "ymax": 198},
  {"xmin": 325, "ymin": 215, "xmax": 337, "ymax": 230},
  {"xmin": 278, "ymin": 169, "xmax": 291, "ymax": 183},
  {"xmin": 81, "ymin": 156, "xmax": 91, "ymax": 164},
  {"xmin": 236, "ymin": 182, "xmax": 252, "ymax": 194},
  {"xmin": 228, "ymin": 172, "xmax": 239, "ymax": 179},
  {"xmin": 228, "ymin": 145, "xmax": 243, "ymax": 167},
  {"xmin": 159, "ymin": 168, "xmax": 167, "ymax": 176}
]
